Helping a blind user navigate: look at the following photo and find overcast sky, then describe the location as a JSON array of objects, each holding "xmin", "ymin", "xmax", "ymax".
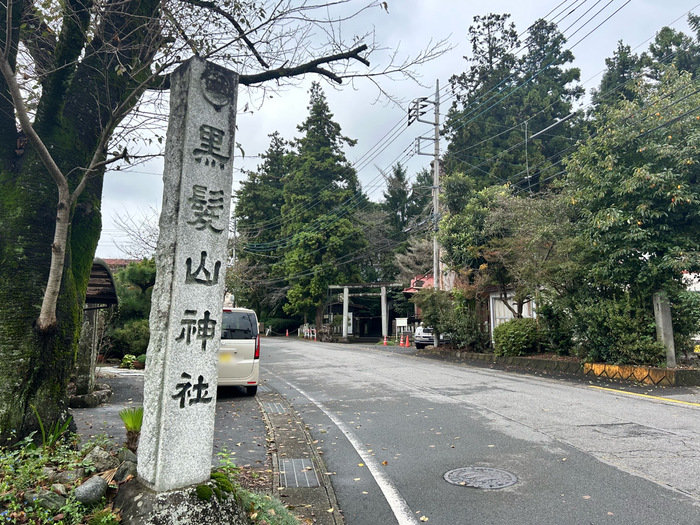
[{"xmin": 96, "ymin": 0, "xmax": 698, "ymax": 258}]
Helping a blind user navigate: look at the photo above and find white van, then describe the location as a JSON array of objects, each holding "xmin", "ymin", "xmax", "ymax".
[{"xmin": 217, "ymin": 307, "xmax": 260, "ymax": 395}]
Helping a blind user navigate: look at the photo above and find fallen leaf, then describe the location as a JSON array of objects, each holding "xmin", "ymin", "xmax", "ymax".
[
  {"xmin": 583, "ymin": 495, "xmax": 591, "ymax": 500},
  {"xmin": 358, "ymin": 463, "xmax": 365, "ymax": 467},
  {"xmin": 382, "ymin": 461, "xmax": 388, "ymax": 466},
  {"xmin": 354, "ymin": 478, "xmax": 361, "ymax": 481},
  {"xmin": 327, "ymin": 508, "xmax": 334, "ymax": 513},
  {"xmin": 420, "ymin": 516, "xmax": 429, "ymax": 522}
]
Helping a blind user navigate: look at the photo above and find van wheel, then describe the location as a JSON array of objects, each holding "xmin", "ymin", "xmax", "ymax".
[{"xmin": 246, "ymin": 385, "xmax": 258, "ymax": 396}]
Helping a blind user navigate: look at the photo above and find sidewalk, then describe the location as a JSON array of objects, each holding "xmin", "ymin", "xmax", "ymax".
[{"xmin": 259, "ymin": 387, "xmax": 343, "ymax": 525}]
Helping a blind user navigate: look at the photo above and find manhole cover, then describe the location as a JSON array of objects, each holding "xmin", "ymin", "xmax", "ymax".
[{"xmin": 444, "ymin": 467, "xmax": 517, "ymax": 489}]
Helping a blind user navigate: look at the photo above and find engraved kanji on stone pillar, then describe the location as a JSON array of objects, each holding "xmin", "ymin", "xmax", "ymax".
[{"xmin": 138, "ymin": 58, "xmax": 238, "ymax": 492}]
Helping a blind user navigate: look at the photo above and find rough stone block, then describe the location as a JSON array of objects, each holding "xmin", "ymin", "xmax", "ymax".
[
  {"xmin": 73, "ymin": 475, "xmax": 108, "ymax": 505},
  {"xmin": 114, "ymin": 479, "xmax": 248, "ymax": 525},
  {"xmin": 84, "ymin": 446, "xmax": 119, "ymax": 472}
]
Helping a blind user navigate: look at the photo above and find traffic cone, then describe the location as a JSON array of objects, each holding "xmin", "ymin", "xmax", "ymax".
[
  {"xmin": 286, "ymin": 329, "xmax": 289, "ymax": 337},
  {"xmin": 404, "ymin": 334, "xmax": 410, "ymax": 347},
  {"xmin": 399, "ymin": 334, "xmax": 404, "ymax": 346},
  {"xmin": 383, "ymin": 335, "xmax": 387, "ymax": 346}
]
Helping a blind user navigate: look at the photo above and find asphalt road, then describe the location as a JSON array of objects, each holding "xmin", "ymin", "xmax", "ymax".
[{"xmin": 260, "ymin": 338, "xmax": 700, "ymax": 525}]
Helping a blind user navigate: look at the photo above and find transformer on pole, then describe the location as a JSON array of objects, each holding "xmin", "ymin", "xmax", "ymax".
[{"xmin": 408, "ymin": 80, "xmax": 440, "ymax": 291}]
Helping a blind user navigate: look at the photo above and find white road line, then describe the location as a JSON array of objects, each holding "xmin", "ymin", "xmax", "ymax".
[{"xmin": 265, "ymin": 369, "xmax": 419, "ymax": 525}]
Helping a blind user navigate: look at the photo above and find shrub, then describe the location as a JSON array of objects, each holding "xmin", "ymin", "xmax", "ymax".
[
  {"xmin": 671, "ymin": 289, "xmax": 700, "ymax": 358},
  {"xmin": 536, "ymin": 300, "xmax": 574, "ymax": 356},
  {"xmin": 440, "ymin": 301, "xmax": 489, "ymax": 352},
  {"xmin": 493, "ymin": 318, "xmax": 539, "ymax": 356},
  {"xmin": 571, "ymin": 296, "xmax": 664, "ymax": 365},
  {"xmin": 119, "ymin": 406, "xmax": 143, "ymax": 453},
  {"xmin": 119, "ymin": 406, "xmax": 143, "ymax": 433},
  {"xmin": 120, "ymin": 354, "xmax": 136, "ymax": 368},
  {"xmin": 110, "ymin": 319, "xmax": 150, "ymax": 358}
]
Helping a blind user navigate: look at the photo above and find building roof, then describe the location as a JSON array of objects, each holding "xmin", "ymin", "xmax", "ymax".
[
  {"xmin": 101, "ymin": 258, "xmax": 137, "ymax": 271},
  {"xmin": 403, "ymin": 274, "xmax": 434, "ymax": 294},
  {"xmin": 85, "ymin": 258, "xmax": 118, "ymax": 306}
]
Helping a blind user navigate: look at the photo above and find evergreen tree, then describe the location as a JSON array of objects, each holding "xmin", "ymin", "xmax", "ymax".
[
  {"xmin": 643, "ymin": 16, "xmax": 700, "ymax": 79},
  {"xmin": 591, "ymin": 42, "xmax": 642, "ymax": 108},
  {"xmin": 0, "ymin": 0, "xmax": 445, "ymax": 443},
  {"xmin": 408, "ymin": 168, "xmax": 434, "ymax": 222},
  {"xmin": 443, "ymin": 15, "xmax": 582, "ymax": 191},
  {"xmin": 278, "ymin": 83, "xmax": 367, "ymax": 326},
  {"xmin": 592, "ymin": 15, "xmax": 700, "ymax": 112},
  {"xmin": 443, "ymin": 13, "xmax": 519, "ymax": 187},
  {"xmin": 232, "ymin": 133, "xmax": 289, "ymax": 317},
  {"xmin": 382, "ymin": 163, "xmax": 411, "ymax": 241},
  {"xmin": 236, "ymin": 132, "xmax": 288, "ymax": 244}
]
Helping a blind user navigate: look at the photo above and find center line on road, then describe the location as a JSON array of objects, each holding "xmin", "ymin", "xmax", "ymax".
[
  {"xmin": 263, "ymin": 368, "xmax": 420, "ymax": 525},
  {"xmin": 589, "ymin": 385, "xmax": 700, "ymax": 406}
]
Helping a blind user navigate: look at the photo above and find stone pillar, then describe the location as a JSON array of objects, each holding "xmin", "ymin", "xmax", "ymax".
[
  {"xmin": 653, "ymin": 291, "xmax": 676, "ymax": 368},
  {"xmin": 381, "ymin": 286, "xmax": 388, "ymax": 339},
  {"xmin": 75, "ymin": 311, "xmax": 96, "ymax": 395},
  {"xmin": 138, "ymin": 58, "xmax": 238, "ymax": 492},
  {"xmin": 342, "ymin": 286, "xmax": 349, "ymax": 341}
]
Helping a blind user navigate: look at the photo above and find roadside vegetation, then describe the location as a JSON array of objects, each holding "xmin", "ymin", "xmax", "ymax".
[
  {"xmin": 0, "ymin": 431, "xmax": 120, "ymax": 524},
  {"xmin": 1, "ymin": 430, "xmax": 296, "ymax": 524},
  {"xmin": 411, "ymin": 14, "xmax": 700, "ymax": 366}
]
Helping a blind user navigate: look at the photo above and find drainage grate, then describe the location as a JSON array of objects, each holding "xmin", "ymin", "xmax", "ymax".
[
  {"xmin": 263, "ymin": 402, "xmax": 287, "ymax": 414},
  {"xmin": 279, "ymin": 458, "xmax": 320, "ymax": 488},
  {"xmin": 258, "ymin": 385, "xmax": 271, "ymax": 393},
  {"xmin": 444, "ymin": 467, "xmax": 517, "ymax": 489}
]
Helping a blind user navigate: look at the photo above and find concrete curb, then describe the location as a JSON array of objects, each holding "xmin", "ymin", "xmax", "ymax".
[{"xmin": 258, "ymin": 390, "xmax": 343, "ymax": 525}]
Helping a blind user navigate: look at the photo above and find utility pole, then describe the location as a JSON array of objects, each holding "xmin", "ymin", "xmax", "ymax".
[
  {"xmin": 408, "ymin": 79, "xmax": 441, "ymax": 291},
  {"xmin": 432, "ymin": 80, "xmax": 440, "ymax": 291}
]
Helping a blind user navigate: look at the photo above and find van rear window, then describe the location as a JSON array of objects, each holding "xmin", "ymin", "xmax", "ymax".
[{"xmin": 221, "ymin": 311, "xmax": 258, "ymax": 339}]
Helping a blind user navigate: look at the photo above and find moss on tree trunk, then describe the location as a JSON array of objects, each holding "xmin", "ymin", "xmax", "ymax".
[{"xmin": 0, "ymin": 137, "xmax": 102, "ymax": 443}]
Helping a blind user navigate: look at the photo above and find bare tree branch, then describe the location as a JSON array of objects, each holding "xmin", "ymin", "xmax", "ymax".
[
  {"xmin": 182, "ymin": 0, "xmax": 270, "ymax": 68},
  {"xmin": 240, "ymin": 43, "xmax": 368, "ymax": 85},
  {"xmin": 113, "ymin": 206, "xmax": 160, "ymax": 259}
]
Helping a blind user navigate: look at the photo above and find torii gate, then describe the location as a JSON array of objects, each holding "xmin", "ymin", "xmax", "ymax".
[{"xmin": 328, "ymin": 283, "xmax": 403, "ymax": 341}]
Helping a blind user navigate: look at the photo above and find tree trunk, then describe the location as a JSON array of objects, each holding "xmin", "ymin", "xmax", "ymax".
[
  {"xmin": 315, "ymin": 304, "xmax": 324, "ymax": 331},
  {"xmin": 0, "ymin": 139, "xmax": 102, "ymax": 443}
]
